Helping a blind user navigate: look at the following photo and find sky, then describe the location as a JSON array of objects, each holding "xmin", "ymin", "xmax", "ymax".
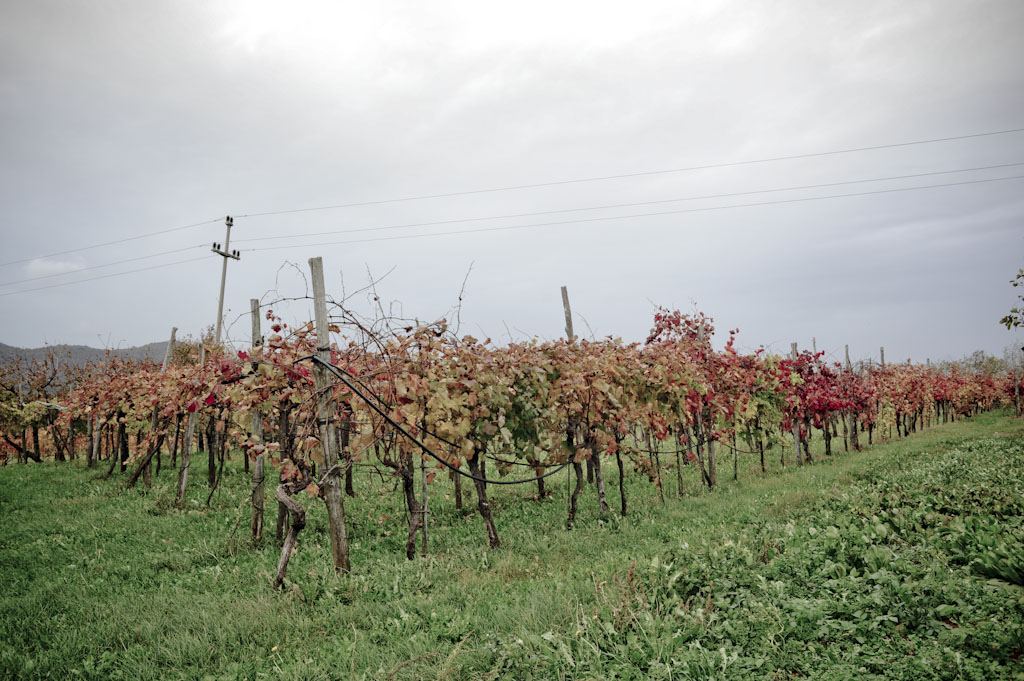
[{"xmin": 1, "ymin": 0, "xmax": 1023, "ymax": 366}]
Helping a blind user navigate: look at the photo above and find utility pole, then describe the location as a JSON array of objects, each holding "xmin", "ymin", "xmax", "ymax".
[
  {"xmin": 210, "ymin": 216, "xmax": 241, "ymax": 344},
  {"xmin": 177, "ymin": 216, "xmax": 239, "ymax": 506}
]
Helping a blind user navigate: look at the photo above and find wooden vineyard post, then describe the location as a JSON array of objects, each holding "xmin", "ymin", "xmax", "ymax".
[
  {"xmin": 880, "ymin": 347, "xmax": 888, "ymax": 440},
  {"xmin": 846, "ymin": 345, "xmax": 861, "ymax": 451},
  {"xmin": 691, "ymin": 323, "xmax": 715, "ymax": 488},
  {"xmin": 86, "ymin": 411, "xmax": 95, "ymax": 467},
  {"xmin": 813, "ymin": 337, "xmax": 829, "ymax": 457},
  {"xmin": 560, "ymin": 285, "xmax": 587, "ymax": 525},
  {"xmin": 309, "ymin": 257, "xmax": 351, "ymax": 575},
  {"xmin": 420, "ymin": 455, "xmax": 428, "ymax": 557},
  {"xmin": 90, "ymin": 403, "xmax": 101, "ymax": 468},
  {"xmin": 561, "ymin": 286, "xmax": 575, "ymax": 341},
  {"xmin": 127, "ymin": 327, "xmax": 176, "ymax": 488},
  {"xmin": 791, "ymin": 342, "xmax": 803, "ymax": 466},
  {"xmin": 150, "ymin": 327, "xmax": 176, "ymax": 483},
  {"xmin": 702, "ymin": 324, "xmax": 716, "ymax": 488},
  {"xmin": 250, "ymin": 299, "xmax": 266, "ymax": 543},
  {"xmin": 1015, "ymin": 346, "xmax": 1022, "ymax": 419},
  {"xmin": 176, "ymin": 402, "xmax": 197, "ymax": 505},
  {"xmin": 175, "ymin": 349, "xmax": 202, "ymax": 507},
  {"xmin": 1015, "ymin": 365, "xmax": 1021, "ymax": 418}
]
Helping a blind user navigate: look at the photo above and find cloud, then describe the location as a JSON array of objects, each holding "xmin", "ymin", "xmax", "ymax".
[
  {"xmin": 0, "ymin": 0, "xmax": 1023, "ymax": 364},
  {"xmin": 24, "ymin": 258, "xmax": 84, "ymax": 280}
]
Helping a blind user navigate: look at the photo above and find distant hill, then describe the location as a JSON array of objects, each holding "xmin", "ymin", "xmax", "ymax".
[{"xmin": 0, "ymin": 341, "xmax": 169, "ymax": 368}]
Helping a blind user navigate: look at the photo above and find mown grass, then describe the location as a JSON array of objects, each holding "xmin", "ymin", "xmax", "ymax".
[{"xmin": 1, "ymin": 413, "xmax": 1022, "ymax": 680}]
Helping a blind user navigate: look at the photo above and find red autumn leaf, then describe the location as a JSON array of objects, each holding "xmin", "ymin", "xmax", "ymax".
[{"xmin": 280, "ymin": 459, "xmax": 299, "ymax": 481}]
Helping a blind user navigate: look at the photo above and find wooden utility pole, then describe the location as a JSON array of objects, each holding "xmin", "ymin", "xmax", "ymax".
[
  {"xmin": 175, "ymin": 217, "xmax": 241, "ymax": 505},
  {"xmin": 791, "ymin": 342, "xmax": 803, "ymax": 466},
  {"xmin": 846, "ymin": 345, "xmax": 861, "ymax": 451},
  {"xmin": 880, "ymin": 347, "xmax": 886, "ymax": 367},
  {"xmin": 309, "ymin": 257, "xmax": 351, "ymax": 574},
  {"xmin": 175, "ymin": 217, "xmax": 239, "ymax": 503},
  {"xmin": 560, "ymin": 286, "xmax": 575, "ymax": 341},
  {"xmin": 249, "ymin": 299, "xmax": 266, "ymax": 543},
  {"xmin": 210, "ymin": 216, "xmax": 241, "ymax": 344}
]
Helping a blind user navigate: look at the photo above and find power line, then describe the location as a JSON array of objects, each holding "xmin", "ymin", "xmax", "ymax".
[
  {"xmin": 232, "ymin": 162, "xmax": 1024, "ymax": 245},
  {"xmin": 234, "ymin": 126, "xmax": 1024, "ymax": 218},
  {"xmin": 0, "ymin": 255, "xmax": 215, "ymax": 298},
  {"xmin": 5, "ymin": 127, "xmax": 1019, "ymax": 272},
  {"xmin": 0, "ymin": 245, "xmax": 205, "ymax": 288},
  {"xmin": 241, "ymin": 173, "xmax": 1024, "ymax": 253},
  {"xmin": 0, "ymin": 217, "xmax": 222, "ymax": 269}
]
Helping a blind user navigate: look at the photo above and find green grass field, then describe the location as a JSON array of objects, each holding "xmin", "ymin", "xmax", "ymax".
[{"xmin": 2, "ymin": 413, "xmax": 1023, "ymax": 680}]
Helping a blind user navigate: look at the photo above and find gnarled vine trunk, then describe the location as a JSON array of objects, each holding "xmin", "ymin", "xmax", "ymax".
[
  {"xmin": 616, "ymin": 446, "xmax": 627, "ymax": 517},
  {"xmin": 589, "ymin": 434, "xmax": 610, "ymax": 515},
  {"xmin": 468, "ymin": 450, "xmax": 500, "ymax": 548},
  {"xmin": 566, "ymin": 460, "xmax": 584, "ymax": 530}
]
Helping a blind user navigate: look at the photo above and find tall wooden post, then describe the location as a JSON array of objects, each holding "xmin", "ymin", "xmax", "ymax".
[
  {"xmin": 309, "ymin": 257, "xmax": 351, "ymax": 574},
  {"xmin": 88, "ymin": 411, "xmax": 98, "ymax": 467},
  {"xmin": 791, "ymin": 342, "xmax": 803, "ymax": 465},
  {"xmin": 126, "ymin": 327, "xmax": 176, "ymax": 488},
  {"xmin": 846, "ymin": 345, "xmax": 861, "ymax": 451},
  {"xmin": 420, "ymin": 455, "xmax": 429, "ymax": 557},
  {"xmin": 560, "ymin": 286, "xmax": 575, "ymax": 341},
  {"xmin": 250, "ymin": 299, "xmax": 266, "ymax": 543},
  {"xmin": 146, "ymin": 327, "xmax": 176, "ymax": 486},
  {"xmin": 560, "ymin": 285, "xmax": 580, "ymax": 510},
  {"xmin": 1015, "ymin": 347, "xmax": 1023, "ymax": 418},
  {"xmin": 176, "ymin": 345, "xmax": 204, "ymax": 506},
  {"xmin": 699, "ymin": 324, "xmax": 716, "ymax": 487},
  {"xmin": 1015, "ymin": 365, "xmax": 1021, "ymax": 418}
]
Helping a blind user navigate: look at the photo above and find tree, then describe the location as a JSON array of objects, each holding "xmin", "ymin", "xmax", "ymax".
[{"xmin": 1000, "ymin": 268, "xmax": 1024, "ymax": 329}]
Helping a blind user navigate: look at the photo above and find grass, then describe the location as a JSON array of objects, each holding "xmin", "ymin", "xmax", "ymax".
[{"xmin": 1, "ymin": 413, "xmax": 1022, "ymax": 679}]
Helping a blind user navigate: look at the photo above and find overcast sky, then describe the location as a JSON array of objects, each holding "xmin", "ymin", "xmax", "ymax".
[{"xmin": 2, "ymin": 1, "xmax": 1023, "ymax": 365}]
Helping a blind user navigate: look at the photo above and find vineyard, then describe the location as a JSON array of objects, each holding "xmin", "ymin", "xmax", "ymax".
[
  {"xmin": 2, "ymin": 269, "xmax": 1024, "ymax": 678},
  {"xmin": 1, "ymin": 262, "xmax": 1020, "ymax": 592}
]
